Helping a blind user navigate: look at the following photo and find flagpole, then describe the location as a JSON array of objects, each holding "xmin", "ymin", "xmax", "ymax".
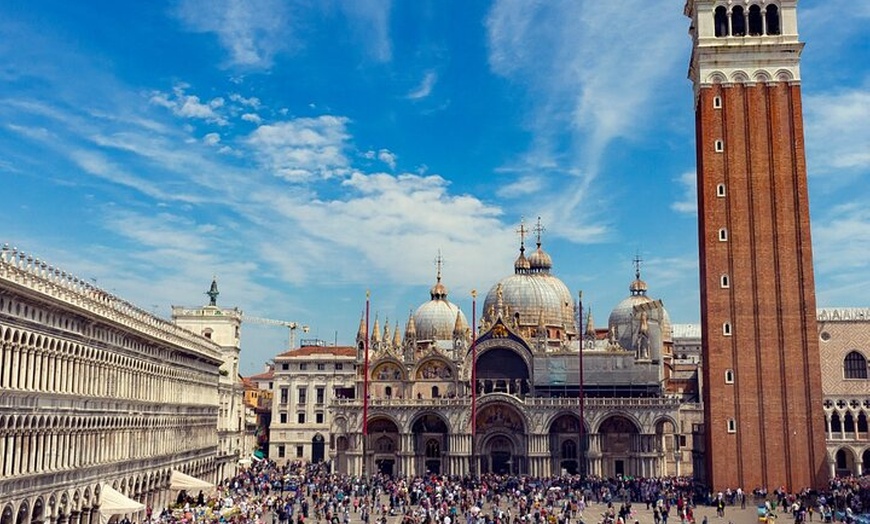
[
  {"xmin": 470, "ymin": 289, "xmax": 478, "ymax": 477},
  {"xmin": 578, "ymin": 290, "xmax": 586, "ymax": 478},
  {"xmin": 362, "ymin": 290, "xmax": 370, "ymax": 479}
]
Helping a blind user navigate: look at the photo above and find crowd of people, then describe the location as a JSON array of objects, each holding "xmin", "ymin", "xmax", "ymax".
[{"xmin": 147, "ymin": 462, "xmax": 870, "ymax": 524}]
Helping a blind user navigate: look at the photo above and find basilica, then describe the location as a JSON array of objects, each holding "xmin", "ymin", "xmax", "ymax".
[{"xmin": 329, "ymin": 223, "xmax": 704, "ymax": 479}]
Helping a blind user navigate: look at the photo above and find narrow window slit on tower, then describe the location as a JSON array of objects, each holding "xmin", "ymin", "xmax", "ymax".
[
  {"xmin": 727, "ymin": 419, "xmax": 737, "ymax": 433},
  {"xmin": 725, "ymin": 369, "xmax": 734, "ymax": 384},
  {"xmin": 717, "ymin": 183, "xmax": 726, "ymax": 197},
  {"xmin": 723, "ymin": 322, "xmax": 732, "ymax": 335},
  {"xmin": 713, "ymin": 96, "xmax": 722, "ymax": 109},
  {"xmin": 715, "ymin": 140, "xmax": 724, "ymax": 152},
  {"xmin": 718, "ymin": 228, "xmax": 728, "ymax": 241},
  {"xmin": 720, "ymin": 274, "xmax": 729, "ymax": 288}
]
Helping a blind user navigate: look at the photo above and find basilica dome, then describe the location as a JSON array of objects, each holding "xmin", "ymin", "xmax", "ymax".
[
  {"xmin": 413, "ymin": 274, "xmax": 468, "ymax": 341},
  {"xmin": 483, "ymin": 238, "xmax": 576, "ymax": 334},
  {"xmin": 608, "ymin": 270, "xmax": 672, "ymax": 349}
]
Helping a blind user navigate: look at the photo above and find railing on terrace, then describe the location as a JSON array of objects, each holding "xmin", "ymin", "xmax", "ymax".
[
  {"xmin": 332, "ymin": 394, "xmax": 693, "ymax": 409},
  {"xmin": 0, "ymin": 244, "xmax": 222, "ymax": 362}
]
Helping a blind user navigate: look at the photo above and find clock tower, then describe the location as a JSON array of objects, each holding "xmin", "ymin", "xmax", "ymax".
[{"xmin": 686, "ymin": 0, "xmax": 826, "ymax": 489}]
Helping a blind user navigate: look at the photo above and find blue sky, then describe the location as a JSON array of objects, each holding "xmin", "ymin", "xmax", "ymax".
[{"xmin": 2, "ymin": 1, "xmax": 868, "ymax": 374}]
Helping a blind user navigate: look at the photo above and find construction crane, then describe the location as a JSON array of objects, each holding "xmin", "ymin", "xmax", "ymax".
[{"xmin": 242, "ymin": 315, "xmax": 309, "ymax": 349}]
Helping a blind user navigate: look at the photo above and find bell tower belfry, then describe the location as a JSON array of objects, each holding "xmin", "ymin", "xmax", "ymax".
[{"xmin": 686, "ymin": 0, "xmax": 826, "ymax": 489}]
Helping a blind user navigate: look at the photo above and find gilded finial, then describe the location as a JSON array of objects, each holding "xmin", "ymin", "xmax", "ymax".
[
  {"xmin": 516, "ymin": 217, "xmax": 528, "ymax": 252},
  {"xmin": 534, "ymin": 216, "xmax": 545, "ymax": 248}
]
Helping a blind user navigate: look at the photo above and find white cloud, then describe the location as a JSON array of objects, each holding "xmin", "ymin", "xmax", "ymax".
[
  {"xmin": 241, "ymin": 113, "xmax": 263, "ymax": 124},
  {"xmin": 805, "ymin": 88, "xmax": 870, "ymax": 177},
  {"xmin": 229, "ymin": 93, "xmax": 261, "ymax": 108},
  {"xmin": 246, "ymin": 116, "xmax": 352, "ymax": 181},
  {"xmin": 407, "ymin": 71, "xmax": 437, "ymax": 100},
  {"xmin": 69, "ymin": 150, "xmax": 199, "ymax": 202},
  {"xmin": 253, "ymin": 171, "xmax": 515, "ymax": 288},
  {"xmin": 485, "ymin": 1, "xmax": 686, "ymax": 238},
  {"xmin": 173, "ymin": 0, "xmax": 291, "ymax": 69},
  {"xmin": 495, "ymin": 175, "xmax": 543, "ymax": 198},
  {"xmin": 339, "ymin": 1, "xmax": 393, "ymax": 63},
  {"xmin": 671, "ymin": 172, "xmax": 697, "ymax": 215},
  {"xmin": 377, "ymin": 149, "xmax": 397, "ymax": 170},
  {"xmin": 203, "ymin": 132, "xmax": 221, "ymax": 145},
  {"xmin": 150, "ymin": 85, "xmax": 228, "ymax": 125}
]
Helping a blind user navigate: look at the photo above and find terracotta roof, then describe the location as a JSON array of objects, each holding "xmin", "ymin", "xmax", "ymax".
[
  {"xmin": 248, "ymin": 369, "xmax": 274, "ymax": 380},
  {"xmin": 276, "ymin": 345, "xmax": 356, "ymax": 358}
]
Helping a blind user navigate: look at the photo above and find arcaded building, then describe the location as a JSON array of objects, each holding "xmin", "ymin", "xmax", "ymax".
[
  {"xmin": 0, "ymin": 246, "xmax": 226, "ymax": 522},
  {"xmin": 818, "ymin": 308, "xmax": 870, "ymax": 477},
  {"xmin": 330, "ymin": 230, "xmax": 704, "ymax": 478}
]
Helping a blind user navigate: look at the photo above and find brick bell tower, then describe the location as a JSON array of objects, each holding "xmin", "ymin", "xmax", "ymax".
[{"xmin": 686, "ymin": 0, "xmax": 827, "ymax": 490}]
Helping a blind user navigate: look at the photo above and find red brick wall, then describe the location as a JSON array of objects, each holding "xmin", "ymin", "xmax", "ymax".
[{"xmin": 697, "ymin": 82, "xmax": 827, "ymax": 490}]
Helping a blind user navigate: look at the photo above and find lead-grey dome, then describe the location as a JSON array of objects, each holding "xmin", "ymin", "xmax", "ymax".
[
  {"xmin": 483, "ymin": 232, "xmax": 575, "ymax": 334},
  {"xmin": 608, "ymin": 271, "xmax": 672, "ymax": 349},
  {"xmin": 413, "ymin": 273, "xmax": 467, "ymax": 341}
]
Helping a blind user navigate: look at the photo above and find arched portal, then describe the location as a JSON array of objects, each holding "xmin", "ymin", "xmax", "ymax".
[
  {"xmin": 835, "ymin": 448, "xmax": 857, "ymax": 476},
  {"xmin": 411, "ymin": 413, "xmax": 449, "ymax": 475},
  {"xmin": 368, "ymin": 417, "xmax": 399, "ymax": 477},
  {"xmin": 476, "ymin": 347, "xmax": 530, "ymax": 396},
  {"xmin": 549, "ymin": 414, "xmax": 582, "ymax": 475},
  {"xmin": 477, "ymin": 403, "xmax": 526, "ymax": 474},
  {"xmin": 311, "ymin": 433, "xmax": 325, "ymax": 463},
  {"xmin": 598, "ymin": 415, "xmax": 640, "ymax": 478},
  {"xmin": 863, "ymin": 449, "xmax": 870, "ymax": 475}
]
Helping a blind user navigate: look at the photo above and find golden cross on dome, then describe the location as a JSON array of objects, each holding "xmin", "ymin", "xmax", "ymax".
[
  {"xmin": 434, "ymin": 249, "xmax": 443, "ymax": 282},
  {"xmin": 516, "ymin": 217, "xmax": 528, "ymax": 249},
  {"xmin": 633, "ymin": 252, "xmax": 643, "ymax": 280},
  {"xmin": 534, "ymin": 216, "xmax": 545, "ymax": 247}
]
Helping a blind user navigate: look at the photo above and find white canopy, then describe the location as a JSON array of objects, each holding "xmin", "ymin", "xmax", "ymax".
[
  {"xmin": 98, "ymin": 484, "xmax": 145, "ymax": 524},
  {"xmin": 170, "ymin": 470, "xmax": 215, "ymax": 491}
]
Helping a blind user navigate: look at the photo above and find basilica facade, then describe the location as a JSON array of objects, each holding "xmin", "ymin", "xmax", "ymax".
[{"xmin": 330, "ymin": 230, "xmax": 704, "ymax": 479}]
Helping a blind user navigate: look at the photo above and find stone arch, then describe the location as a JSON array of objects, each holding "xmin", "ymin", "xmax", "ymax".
[
  {"xmin": 476, "ymin": 401, "xmax": 527, "ymax": 435},
  {"xmin": 413, "ymin": 357, "xmax": 455, "ymax": 381},
  {"xmin": 13, "ymin": 502, "xmax": 28, "ymax": 524},
  {"xmin": 409, "ymin": 411, "xmax": 450, "ymax": 475},
  {"xmin": 834, "ymin": 447, "xmax": 859, "ymax": 476},
  {"xmin": 475, "ymin": 342, "xmax": 531, "ymax": 396},
  {"xmin": 597, "ymin": 414, "xmax": 641, "ymax": 477},
  {"xmin": 370, "ymin": 360, "xmax": 405, "ymax": 381},
  {"xmin": 774, "ymin": 69, "xmax": 795, "ymax": 82},
  {"xmin": 30, "ymin": 499, "xmax": 45, "ymax": 524},
  {"xmin": 0, "ymin": 505, "xmax": 11, "ymax": 524},
  {"xmin": 754, "ymin": 70, "xmax": 772, "ymax": 83},
  {"xmin": 548, "ymin": 413, "xmax": 584, "ymax": 475},
  {"xmin": 367, "ymin": 416, "xmax": 400, "ymax": 477},
  {"xmin": 479, "ymin": 430, "xmax": 525, "ymax": 475},
  {"xmin": 730, "ymin": 70, "xmax": 750, "ymax": 84}
]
